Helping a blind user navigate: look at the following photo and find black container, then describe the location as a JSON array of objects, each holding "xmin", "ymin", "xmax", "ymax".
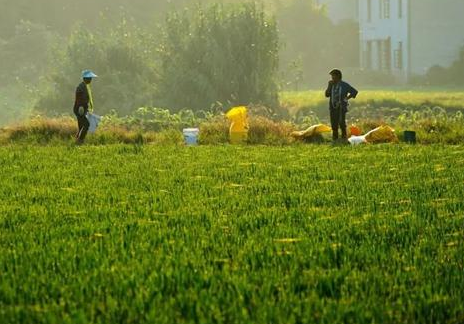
[{"xmin": 403, "ymin": 131, "xmax": 416, "ymax": 144}]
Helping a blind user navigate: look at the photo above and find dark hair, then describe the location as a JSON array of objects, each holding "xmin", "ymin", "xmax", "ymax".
[{"xmin": 329, "ymin": 69, "xmax": 342, "ymax": 79}]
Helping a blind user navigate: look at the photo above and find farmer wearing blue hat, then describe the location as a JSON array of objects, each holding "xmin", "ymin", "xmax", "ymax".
[{"xmin": 74, "ymin": 70, "xmax": 97, "ymax": 144}]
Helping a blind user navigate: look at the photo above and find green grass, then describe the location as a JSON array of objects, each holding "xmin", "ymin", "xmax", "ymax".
[
  {"xmin": 281, "ymin": 90, "xmax": 464, "ymax": 115},
  {"xmin": 1, "ymin": 144, "xmax": 463, "ymax": 323}
]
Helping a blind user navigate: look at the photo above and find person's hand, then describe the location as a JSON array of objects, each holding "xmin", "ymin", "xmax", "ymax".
[{"xmin": 328, "ymin": 80, "xmax": 334, "ymax": 87}]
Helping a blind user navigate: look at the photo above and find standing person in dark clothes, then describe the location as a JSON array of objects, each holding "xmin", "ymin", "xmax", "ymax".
[
  {"xmin": 325, "ymin": 69, "xmax": 358, "ymax": 142},
  {"xmin": 74, "ymin": 70, "xmax": 97, "ymax": 144}
]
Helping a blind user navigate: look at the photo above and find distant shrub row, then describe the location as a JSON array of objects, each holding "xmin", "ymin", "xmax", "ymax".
[{"xmin": 2, "ymin": 106, "xmax": 464, "ymax": 145}]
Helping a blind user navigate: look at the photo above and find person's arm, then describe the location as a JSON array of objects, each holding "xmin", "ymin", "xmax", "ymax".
[
  {"xmin": 346, "ymin": 84, "xmax": 358, "ymax": 100},
  {"xmin": 325, "ymin": 81, "xmax": 333, "ymax": 98}
]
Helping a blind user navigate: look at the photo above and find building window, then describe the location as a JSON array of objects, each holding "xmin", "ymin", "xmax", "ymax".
[
  {"xmin": 379, "ymin": 0, "xmax": 391, "ymax": 19},
  {"xmin": 365, "ymin": 41, "xmax": 373, "ymax": 69},
  {"xmin": 381, "ymin": 38, "xmax": 392, "ymax": 72},
  {"xmin": 367, "ymin": 0, "xmax": 372, "ymax": 22},
  {"xmin": 398, "ymin": 0, "xmax": 403, "ymax": 18},
  {"xmin": 394, "ymin": 41, "xmax": 404, "ymax": 70},
  {"xmin": 383, "ymin": 0, "xmax": 391, "ymax": 19},
  {"xmin": 377, "ymin": 40, "xmax": 382, "ymax": 70}
]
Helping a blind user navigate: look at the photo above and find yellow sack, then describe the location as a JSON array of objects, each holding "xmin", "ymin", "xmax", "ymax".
[
  {"xmin": 226, "ymin": 106, "xmax": 248, "ymax": 132},
  {"xmin": 291, "ymin": 124, "xmax": 332, "ymax": 139},
  {"xmin": 364, "ymin": 125, "xmax": 398, "ymax": 143},
  {"xmin": 226, "ymin": 106, "xmax": 248, "ymax": 144},
  {"xmin": 230, "ymin": 132, "xmax": 248, "ymax": 144}
]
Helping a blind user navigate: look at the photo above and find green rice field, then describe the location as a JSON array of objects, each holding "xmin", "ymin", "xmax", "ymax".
[
  {"xmin": 281, "ymin": 90, "xmax": 464, "ymax": 113},
  {"xmin": 1, "ymin": 144, "xmax": 463, "ymax": 323}
]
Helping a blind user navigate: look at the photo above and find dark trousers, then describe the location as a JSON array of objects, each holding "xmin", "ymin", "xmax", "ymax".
[
  {"xmin": 75, "ymin": 113, "xmax": 89, "ymax": 142},
  {"xmin": 330, "ymin": 107, "xmax": 347, "ymax": 140}
]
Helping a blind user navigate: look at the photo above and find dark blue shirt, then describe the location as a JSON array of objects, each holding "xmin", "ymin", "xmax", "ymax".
[
  {"xmin": 325, "ymin": 81, "xmax": 358, "ymax": 112},
  {"xmin": 74, "ymin": 82, "xmax": 90, "ymax": 114}
]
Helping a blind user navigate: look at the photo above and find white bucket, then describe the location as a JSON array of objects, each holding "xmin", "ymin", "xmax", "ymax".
[{"xmin": 183, "ymin": 128, "xmax": 200, "ymax": 146}]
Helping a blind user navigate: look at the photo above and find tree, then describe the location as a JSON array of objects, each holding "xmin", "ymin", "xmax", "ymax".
[
  {"xmin": 155, "ymin": 2, "xmax": 280, "ymax": 111},
  {"xmin": 277, "ymin": 0, "xmax": 359, "ymax": 88},
  {"xmin": 36, "ymin": 22, "xmax": 157, "ymax": 115}
]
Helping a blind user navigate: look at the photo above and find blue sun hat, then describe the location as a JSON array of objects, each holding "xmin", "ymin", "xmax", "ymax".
[{"xmin": 82, "ymin": 70, "xmax": 98, "ymax": 78}]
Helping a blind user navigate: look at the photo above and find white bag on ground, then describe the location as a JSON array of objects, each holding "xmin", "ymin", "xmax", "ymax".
[
  {"xmin": 348, "ymin": 125, "xmax": 398, "ymax": 145},
  {"xmin": 87, "ymin": 113, "xmax": 102, "ymax": 134},
  {"xmin": 348, "ymin": 135, "xmax": 367, "ymax": 145}
]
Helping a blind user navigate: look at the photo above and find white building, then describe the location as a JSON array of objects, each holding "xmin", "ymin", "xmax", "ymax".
[{"xmin": 358, "ymin": 0, "xmax": 464, "ymax": 81}]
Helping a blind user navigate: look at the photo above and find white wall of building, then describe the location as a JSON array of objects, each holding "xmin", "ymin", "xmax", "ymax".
[
  {"xmin": 357, "ymin": 0, "xmax": 464, "ymax": 80},
  {"xmin": 358, "ymin": 0, "xmax": 409, "ymax": 80}
]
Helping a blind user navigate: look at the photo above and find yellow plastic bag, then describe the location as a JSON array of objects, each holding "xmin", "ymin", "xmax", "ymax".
[
  {"xmin": 226, "ymin": 106, "xmax": 248, "ymax": 144},
  {"xmin": 226, "ymin": 106, "xmax": 248, "ymax": 132},
  {"xmin": 229, "ymin": 132, "xmax": 248, "ymax": 144},
  {"xmin": 364, "ymin": 125, "xmax": 398, "ymax": 143},
  {"xmin": 291, "ymin": 124, "xmax": 332, "ymax": 139}
]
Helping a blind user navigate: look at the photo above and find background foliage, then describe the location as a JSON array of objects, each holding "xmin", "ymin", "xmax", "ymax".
[
  {"xmin": 0, "ymin": 0, "xmax": 362, "ymax": 121},
  {"xmin": 155, "ymin": 3, "xmax": 280, "ymax": 111},
  {"xmin": 36, "ymin": 22, "xmax": 158, "ymax": 116}
]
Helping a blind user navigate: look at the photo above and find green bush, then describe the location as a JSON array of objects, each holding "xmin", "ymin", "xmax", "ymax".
[
  {"xmin": 248, "ymin": 116, "xmax": 295, "ymax": 145},
  {"xmin": 35, "ymin": 3, "xmax": 280, "ymax": 116},
  {"xmin": 35, "ymin": 21, "xmax": 157, "ymax": 116},
  {"xmin": 156, "ymin": 2, "xmax": 280, "ymax": 112},
  {"xmin": 415, "ymin": 45, "xmax": 464, "ymax": 86},
  {"xmin": 106, "ymin": 107, "xmax": 206, "ymax": 132},
  {"xmin": 198, "ymin": 115, "xmax": 230, "ymax": 145}
]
